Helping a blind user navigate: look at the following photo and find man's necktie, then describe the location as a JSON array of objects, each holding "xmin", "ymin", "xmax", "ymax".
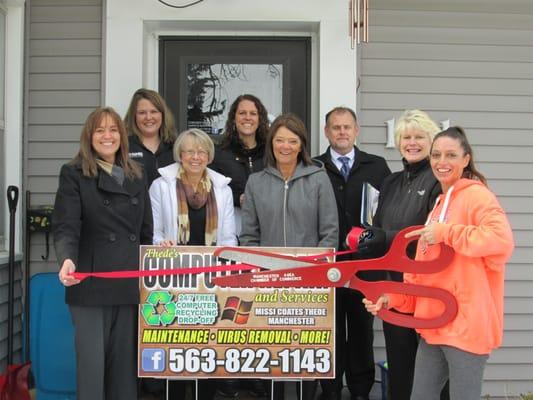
[{"xmin": 338, "ymin": 156, "xmax": 350, "ymax": 181}]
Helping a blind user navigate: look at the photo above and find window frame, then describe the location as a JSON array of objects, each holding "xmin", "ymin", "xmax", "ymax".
[
  {"xmin": 0, "ymin": 0, "xmax": 25, "ymax": 260},
  {"xmin": 0, "ymin": 3, "xmax": 7, "ymax": 252}
]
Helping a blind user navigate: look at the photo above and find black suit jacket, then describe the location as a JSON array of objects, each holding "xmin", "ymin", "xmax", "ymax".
[
  {"xmin": 53, "ymin": 163, "xmax": 153, "ymax": 305},
  {"xmin": 315, "ymin": 146, "xmax": 391, "ymax": 253}
]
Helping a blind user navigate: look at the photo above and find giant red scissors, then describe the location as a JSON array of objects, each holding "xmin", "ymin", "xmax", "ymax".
[{"xmin": 213, "ymin": 226, "xmax": 457, "ymax": 329}]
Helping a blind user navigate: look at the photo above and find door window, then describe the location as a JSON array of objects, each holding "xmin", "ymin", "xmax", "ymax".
[{"xmin": 160, "ymin": 36, "xmax": 310, "ymax": 144}]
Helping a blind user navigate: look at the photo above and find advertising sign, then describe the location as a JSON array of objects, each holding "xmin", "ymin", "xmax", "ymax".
[{"xmin": 138, "ymin": 246, "xmax": 335, "ymax": 379}]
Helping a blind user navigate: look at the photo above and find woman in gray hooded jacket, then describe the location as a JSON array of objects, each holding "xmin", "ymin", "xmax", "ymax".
[
  {"xmin": 240, "ymin": 113, "xmax": 338, "ymax": 249},
  {"xmin": 240, "ymin": 113, "xmax": 338, "ymax": 400}
]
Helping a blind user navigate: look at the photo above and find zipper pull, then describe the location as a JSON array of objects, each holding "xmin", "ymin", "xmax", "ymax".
[{"xmin": 248, "ymin": 156, "xmax": 253, "ymax": 170}]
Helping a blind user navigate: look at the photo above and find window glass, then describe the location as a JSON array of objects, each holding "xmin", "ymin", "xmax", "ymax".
[{"xmin": 186, "ymin": 63, "xmax": 283, "ymax": 135}]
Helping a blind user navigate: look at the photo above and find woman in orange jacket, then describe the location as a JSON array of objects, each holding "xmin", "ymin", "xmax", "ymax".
[{"xmin": 363, "ymin": 126, "xmax": 514, "ymax": 400}]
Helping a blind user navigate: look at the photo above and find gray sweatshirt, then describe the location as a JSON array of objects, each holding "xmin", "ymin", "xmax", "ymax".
[{"xmin": 240, "ymin": 162, "xmax": 339, "ymax": 249}]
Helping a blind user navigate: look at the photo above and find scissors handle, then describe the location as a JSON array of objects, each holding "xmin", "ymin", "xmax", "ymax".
[
  {"xmin": 357, "ymin": 225, "xmax": 455, "ymax": 275},
  {"xmin": 354, "ymin": 279, "xmax": 458, "ymax": 329}
]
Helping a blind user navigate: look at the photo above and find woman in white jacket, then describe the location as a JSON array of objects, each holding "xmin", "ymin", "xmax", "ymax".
[
  {"xmin": 150, "ymin": 128, "xmax": 237, "ymax": 247},
  {"xmin": 149, "ymin": 128, "xmax": 237, "ymax": 399}
]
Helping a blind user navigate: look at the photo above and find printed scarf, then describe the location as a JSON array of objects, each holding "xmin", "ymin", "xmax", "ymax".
[{"xmin": 176, "ymin": 167, "xmax": 218, "ymax": 245}]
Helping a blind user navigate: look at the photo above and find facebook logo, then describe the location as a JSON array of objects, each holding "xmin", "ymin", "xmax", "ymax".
[{"xmin": 141, "ymin": 348, "xmax": 165, "ymax": 372}]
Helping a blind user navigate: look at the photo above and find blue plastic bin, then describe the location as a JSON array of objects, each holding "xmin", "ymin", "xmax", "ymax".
[{"xmin": 29, "ymin": 273, "xmax": 76, "ymax": 400}]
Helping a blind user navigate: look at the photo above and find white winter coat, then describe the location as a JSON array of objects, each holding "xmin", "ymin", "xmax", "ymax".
[{"xmin": 149, "ymin": 163, "xmax": 237, "ymax": 246}]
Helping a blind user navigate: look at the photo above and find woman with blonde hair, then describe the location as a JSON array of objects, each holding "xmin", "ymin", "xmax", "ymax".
[
  {"xmin": 150, "ymin": 128, "xmax": 236, "ymax": 399},
  {"xmin": 150, "ymin": 128, "xmax": 237, "ymax": 247},
  {"xmin": 354, "ymin": 109, "xmax": 444, "ymax": 400}
]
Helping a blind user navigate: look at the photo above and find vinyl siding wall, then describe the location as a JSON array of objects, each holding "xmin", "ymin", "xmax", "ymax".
[
  {"xmin": 26, "ymin": 0, "xmax": 102, "ymax": 275},
  {"xmin": 358, "ymin": 1, "xmax": 533, "ymax": 398}
]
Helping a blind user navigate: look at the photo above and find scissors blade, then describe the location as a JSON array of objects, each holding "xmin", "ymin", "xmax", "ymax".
[
  {"xmin": 212, "ymin": 262, "xmax": 350, "ymax": 288},
  {"xmin": 213, "ymin": 226, "xmax": 458, "ymax": 330},
  {"xmin": 214, "ymin": 247, "xmax": 320, "ymax": 270},
  {"xmin": 214, "ymin": 226, "xmax": 455, "ymax": 288}
]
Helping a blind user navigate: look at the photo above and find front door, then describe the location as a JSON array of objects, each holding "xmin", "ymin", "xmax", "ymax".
[{"xmin": 159, "ymin": 36, "xmax": 311, "ymax": 144}]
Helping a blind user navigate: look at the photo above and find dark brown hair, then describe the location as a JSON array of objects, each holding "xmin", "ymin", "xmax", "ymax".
[
  {"xmin": 72, "ymin": 107, "xmax": 141, "ymax": 179},
  {"xmin": 219, "ymin": 94, "xmax": 269, "ymax": 149},
  {"xmin": 124, "ymin": 88, "xmax": 177, "ymax": 143},
  {"xmin": 264, "ymin": 113, "xmax": 313, "ymax": 168},
  {"xmin": 431, "ymin": 126, "xmax": 487, "ymax": 185}
]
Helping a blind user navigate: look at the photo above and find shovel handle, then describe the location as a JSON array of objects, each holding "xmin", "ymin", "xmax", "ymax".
[{"xmin": 7, "ymin": 186, "xmax": 19, "ymax": 213}]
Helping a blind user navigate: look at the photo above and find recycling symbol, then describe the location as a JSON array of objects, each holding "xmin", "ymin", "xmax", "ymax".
[{"xmin": 141, "ymin": 291, "xmax": 177, "ymax": 326}]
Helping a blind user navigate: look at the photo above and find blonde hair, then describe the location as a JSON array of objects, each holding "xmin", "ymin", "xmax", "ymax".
[
  {"xmin": 394, "ymin": 109, "xmax": 440, "ymax": 149},
  {"xmin": 173, "ymin": 129, "xmax": 215, "ymax": 163}
]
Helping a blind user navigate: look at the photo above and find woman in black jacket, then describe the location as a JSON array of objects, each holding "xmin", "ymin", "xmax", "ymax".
[
  {"xmin": 210, "ymin": 94, "xmax": 269, "ymax": 236},
  {"xmin": 356, "ymin": 109, "xmax": 446, "ymax": 400},
  {"xmin": 54, "ymin": 107, "xmax": 153, "ymax": 400},
  {"xmin": 125, "ymin": 88, "xmax": 177, "ymax": 186}
]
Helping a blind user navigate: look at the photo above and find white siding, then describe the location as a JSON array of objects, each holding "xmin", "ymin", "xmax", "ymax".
[{"xmin": 358, "ymin": 1, "xmax": 533, "ymax": 398}]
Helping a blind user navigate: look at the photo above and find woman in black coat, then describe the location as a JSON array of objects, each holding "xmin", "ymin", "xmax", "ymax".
[
  {"xmin": 209, "ymin": 94, "xmax": 270, "ymax": 398},
  {"xmin": 124, "ymin": 88, "xmax": 177, "ymax": 186},
  {"xmin": 356, "ymin": 109, "xmax": 447, "ymax": 400},
  {"xmin": 210, "ymin": 94, "xmax": 269, "ymax": 237},
  {"xmin": 54, "ymin": 107, "xmax": 153, "ymax": 400}
]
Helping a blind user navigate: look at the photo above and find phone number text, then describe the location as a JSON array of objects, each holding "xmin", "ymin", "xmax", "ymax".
[{"xmin": 168, "ymin": 347, "xmax": 331, "ymax": 374}]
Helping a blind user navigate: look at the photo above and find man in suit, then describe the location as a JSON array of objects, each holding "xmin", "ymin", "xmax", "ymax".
[{"xmin": 316, "ymin": 107, "xmax": 391, "ymax": 400}]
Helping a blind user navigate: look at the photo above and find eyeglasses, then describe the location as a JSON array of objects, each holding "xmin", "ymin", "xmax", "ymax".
[{"xmin": 181, "ymin": 149, "xmax": 209, "ymax": 158}]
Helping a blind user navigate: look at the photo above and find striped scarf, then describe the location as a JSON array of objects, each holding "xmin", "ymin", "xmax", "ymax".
[{"xmin": 176, "ymin": 167, "xmax": 218, "ymax": 245}]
